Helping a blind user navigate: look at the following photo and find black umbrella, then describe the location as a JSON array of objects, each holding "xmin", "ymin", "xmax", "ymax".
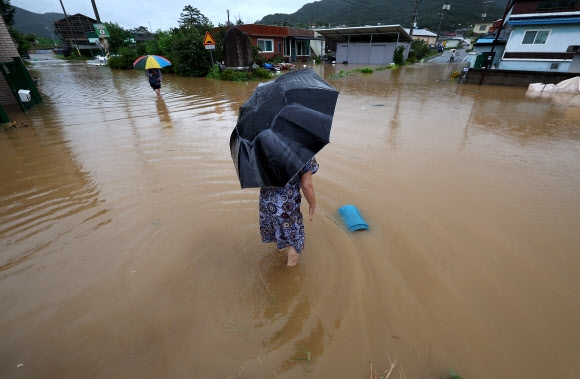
[{"xmin": 230, "ymin": 69, "xmax": 339, "ymax": 188}]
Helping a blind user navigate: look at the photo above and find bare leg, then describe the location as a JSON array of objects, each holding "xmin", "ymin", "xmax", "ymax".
[
  {"xmin": 287, "ymin": 246, "xmax": 300, "ymax": 267},
  {"xmin": 155, "ymin": 88, "xmax": 161, "ymax": 97}
]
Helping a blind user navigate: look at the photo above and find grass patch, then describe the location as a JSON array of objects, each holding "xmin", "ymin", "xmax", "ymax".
[
  {"xmin": 330, "ymin": 64, "xmax": 397, "ymax": 79},
  {"xmin": 206, "ymin": 66, "xmax": 272, "ymax": 81}
]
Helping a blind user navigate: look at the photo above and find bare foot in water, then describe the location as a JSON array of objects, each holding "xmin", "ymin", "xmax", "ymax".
[{"xmin": 287, "ymin": 247, "xmax": 300, "ymax": 266}]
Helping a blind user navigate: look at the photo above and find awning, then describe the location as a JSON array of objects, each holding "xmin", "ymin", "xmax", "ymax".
[
  {"xmin": 292, "ymin": 36, "xmax": 324, "ymax": 41},
  {"xmin": 508, "ymin": 16, "xmax": 580, "ymax": 25},
  {"xmin": 314, "ymin": 25, "xmax": 413, "ymax": 43}
]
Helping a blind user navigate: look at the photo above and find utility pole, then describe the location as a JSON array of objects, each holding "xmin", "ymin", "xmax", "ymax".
[
  {"xmin": 409, "ymin": 0, "xmax": 420, "ymax": 36},
  {"xmin": 58, "ymin": 0, "xmax": 78, "ymax": 55},
  {"xmin": 435, "ymin": 1, "xmax": 450, "ymax": 45},
  {"xmin": 482, "ymin": 0, "xmax": 493, "ymax": 21},
  {"xmin": 91, "ymin": 0, "xmax": 101, "ymax": 23},
  {"xmin": 227, "ymin": 9, "xmax": 230, "ymax": 25},
  {"xmin": 479, "ymin": 0, "xmax": 515, "ymax": 85}
]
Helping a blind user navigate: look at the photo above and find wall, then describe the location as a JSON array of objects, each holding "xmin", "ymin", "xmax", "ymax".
[
  {"xmin": 461, "ymin": 67, "xmax": 577, "ymax": 86},
  {"xmin": 0, "ymin": 15, "xmax": 20, "ymax": 105},
  {"xmin": 500, "ymin": 24, "xmax": 577, "ymax": 72},
  {"xmin": 336, "ymin": 42, "xmax": 409, "ymax": 64},
  {"xmin": 569, "ymin": 54, "xmax": 580, "ymax": 73}
]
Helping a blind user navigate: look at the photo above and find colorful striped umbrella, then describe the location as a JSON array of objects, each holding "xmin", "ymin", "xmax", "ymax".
[{"xmin": 133, "ymin": 55, "xmax": 172, "ymax": 70}]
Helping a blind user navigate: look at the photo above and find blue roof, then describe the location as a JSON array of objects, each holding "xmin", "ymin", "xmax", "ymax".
[{"xmin": 508, "ymin": 16, "xmax": 580, "ymax": 25}]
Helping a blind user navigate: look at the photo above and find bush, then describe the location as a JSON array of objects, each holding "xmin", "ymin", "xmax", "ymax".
[
  {"xmin": 252, "ymin": 67, "xmax": 272, "ymax": 79},
  {"xmin": 206, "ymin": 65, "xmax": 221, "ymax": 79},
  {"xmin": 220, "ymin": 68, "xmax": 249, "ymax": 81},
  {"xmin": 360, "ymin": 67, "xmax": 374, "ymax": 73},
  {"xmin": 268, "ymin": 55, "xmax": 285, "ymax": 64},
  {"xmin": 393, "ymin": 45, "xmax": 406, "ymax": 66},
  {"xmin": 108, "ymin": 47, "xmax": 139, "ymax": 69},
  {"xmin": 408, "ymin": 39, "xmax": 430, "ymax": 63}
]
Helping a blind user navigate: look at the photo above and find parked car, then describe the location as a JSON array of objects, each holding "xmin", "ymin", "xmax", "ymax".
[{"xmin": 437, "ymin": 45, "xmax": 444, "ymax": 53}]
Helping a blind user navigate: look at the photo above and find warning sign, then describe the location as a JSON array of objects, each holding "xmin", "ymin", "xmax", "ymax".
[{"xmin": 203, "ymin": 31, "xmax": 216, "ymax": 46}]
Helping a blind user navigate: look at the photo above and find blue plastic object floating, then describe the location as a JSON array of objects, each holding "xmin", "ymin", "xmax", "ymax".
[{"xmin": 338, "ymin": 204, "xmax": 369, "ymax": 232}]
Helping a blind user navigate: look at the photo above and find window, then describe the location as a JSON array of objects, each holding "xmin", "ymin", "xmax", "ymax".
[
  {"xmin": 479, "ymin": 25, "xmax": 487, "ymax": 31},
  {"xmin": 296, "ymin": 40, "xmax": 309, "ymax": 56},
  {"xmin": 257, "ymin": 39, "xmax": 274, "ymax": 53},
  {"xmin": 522, "ymin": 30, "xmax": 549, "ymax": 44},
  {"xmin": 278, "ymin": 42, "xmax": 282, "ymax": 53}
]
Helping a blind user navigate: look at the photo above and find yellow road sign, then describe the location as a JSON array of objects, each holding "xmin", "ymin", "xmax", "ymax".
[{"xmin": 203, "ymin": 31, "xmax": 216, "ymax": 46}]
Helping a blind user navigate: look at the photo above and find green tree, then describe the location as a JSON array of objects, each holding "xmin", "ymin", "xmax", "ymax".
[
  {"xmin": 408, "ymin": 39, "xmax": 430, "ymax": 62},
  {"xmin": 168, "ymin": 26, "xmax": 212, "ymax": 76},
  {"xmin": 131, "ymin": 26, "xmax": 151, "ymax": 35},
  {"xmin": 178, "ymin": 5, "xmax": 211, "ymax": 28},
  {"xmin": 9, "ymin": 28, "xmax": 34, "ymax": 56},
  {"xmin": 103, "ymin": 22, "xmax": 133, "ymax": 53},
  {"xmin": 0, "ymin": 0, "xmax": 15, "ymax": 26}
]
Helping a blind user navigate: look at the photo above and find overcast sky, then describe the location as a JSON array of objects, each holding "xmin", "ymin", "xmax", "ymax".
[{"xmin": 12, "ymin": 0, "xmax": 312, "ymax": 31}]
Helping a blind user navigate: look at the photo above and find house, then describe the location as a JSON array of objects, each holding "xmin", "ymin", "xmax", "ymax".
[
  {"xmin": 499, "ymin": 0, "xmax": 580, "ymax": 73},
  {"xmin": 230, "ymin": 24, "xmax": 319, "ymax": 62},
  {"xmin": 54, "ymin": 13, "xmax": 100, "ymax": 55},
  {"xmin": 315, "ymin": 25, "xmax": 412, "ymax": 65},
  {"xmin": 403, "ymin": 28, "xmax": 438, "ymax": 45},
  {"xmin": 0, "ymin": 15, "xmax": 42, "ymax": 119},
  {"xmin": 470, "ymin": 28, "xmax": 511, "ymax": 68},
  {"xmin": 474, "ymin": 21, "xmax": 495, "ymax": 35}
]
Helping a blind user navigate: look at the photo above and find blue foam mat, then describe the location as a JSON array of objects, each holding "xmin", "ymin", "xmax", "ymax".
[{"xmin": 338, "ymin": 204, "xmax": 369, "ymax": 232}]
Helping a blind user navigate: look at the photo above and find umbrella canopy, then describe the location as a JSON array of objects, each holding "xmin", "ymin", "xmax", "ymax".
[
  {"xmin": 230, "ymin": 69, "xmax": 339, "ymax": 188},
  {"xmin": 133, "ymin": 55, "xmax": 172, "ymax": 70}
]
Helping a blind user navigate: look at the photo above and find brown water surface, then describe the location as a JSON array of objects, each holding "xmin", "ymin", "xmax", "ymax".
[{"xmin": 1, "ymin": 60, "xmax": 580, "ymax": 379}]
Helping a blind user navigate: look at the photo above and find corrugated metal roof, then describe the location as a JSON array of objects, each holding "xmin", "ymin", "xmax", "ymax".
[{"xmin": 314, "ymin": 25, "xmax": 413, "ymax": 43}]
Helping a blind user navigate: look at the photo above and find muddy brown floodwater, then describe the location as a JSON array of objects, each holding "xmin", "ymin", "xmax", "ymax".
[{"xmin": 1, "ymin": 59, "xmax": 580, "ymax": 379}]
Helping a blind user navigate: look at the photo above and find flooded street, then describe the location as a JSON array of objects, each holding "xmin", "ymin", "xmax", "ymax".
[{"xmin": 1, "ymin": 59, "xmax": 580, "ymax": 378}]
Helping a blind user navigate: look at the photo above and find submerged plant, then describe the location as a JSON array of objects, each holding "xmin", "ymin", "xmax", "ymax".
[
  {"xmin": 449, "ymin": 369, "xmax": 464, "ymax": 379},
  {"xmin": 290, "ymin": 350, "xmax": 311, "ymax": 362}
]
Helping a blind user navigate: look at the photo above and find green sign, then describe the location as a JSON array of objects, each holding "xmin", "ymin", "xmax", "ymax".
[{"xmin": 93, "ymin": 24, "xmax": 110, "ymax": 38}]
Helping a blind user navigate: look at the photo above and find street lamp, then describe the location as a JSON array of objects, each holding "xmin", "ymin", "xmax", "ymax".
[{"xmin": 45, "ymin": 26, "xmax": 57, "ymax": 47}]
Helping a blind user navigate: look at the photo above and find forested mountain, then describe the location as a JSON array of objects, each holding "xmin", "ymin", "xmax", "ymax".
[
  {"xmin": 12, "ymin": 7, "xmax": 65, "ymax": 39},
  {"xmin": 259, "ymin": 0, "xmax": 508, "ymax": 32}
]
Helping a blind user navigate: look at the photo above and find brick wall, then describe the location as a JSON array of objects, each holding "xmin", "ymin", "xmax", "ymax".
[{"xmin": 0, "ymin": 15, "xmax": 20, "ymax": 105}]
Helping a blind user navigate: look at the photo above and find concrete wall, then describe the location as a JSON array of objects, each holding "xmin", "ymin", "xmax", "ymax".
[
  {"xmin": 0, "ymin": 15, "xmax": 20, "ymax": 105},
  {"xmin": 336, "ymin": 42, "xmax": 409, "ymax": 65},
  {"xmin": 462, "ymin": 68, "xmax": 578, "ymax": 87}
]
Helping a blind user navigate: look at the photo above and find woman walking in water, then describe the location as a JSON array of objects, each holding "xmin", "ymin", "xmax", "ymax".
[
  {"xmin": 147, "ymin": 68, "xmax": 162, "ymax": 97},
  {"xmin": 258, "ymin": 158, "xmax": 318, "ymax": 266}
]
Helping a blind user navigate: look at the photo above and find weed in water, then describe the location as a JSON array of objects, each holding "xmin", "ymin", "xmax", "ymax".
[
  {"xmin": 449, "ymin": 369, "xmax": 464, "ymax": 379},
  {"xmin": 290, "ymin": 350, "xmax": 311, "ymax": 362}
]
